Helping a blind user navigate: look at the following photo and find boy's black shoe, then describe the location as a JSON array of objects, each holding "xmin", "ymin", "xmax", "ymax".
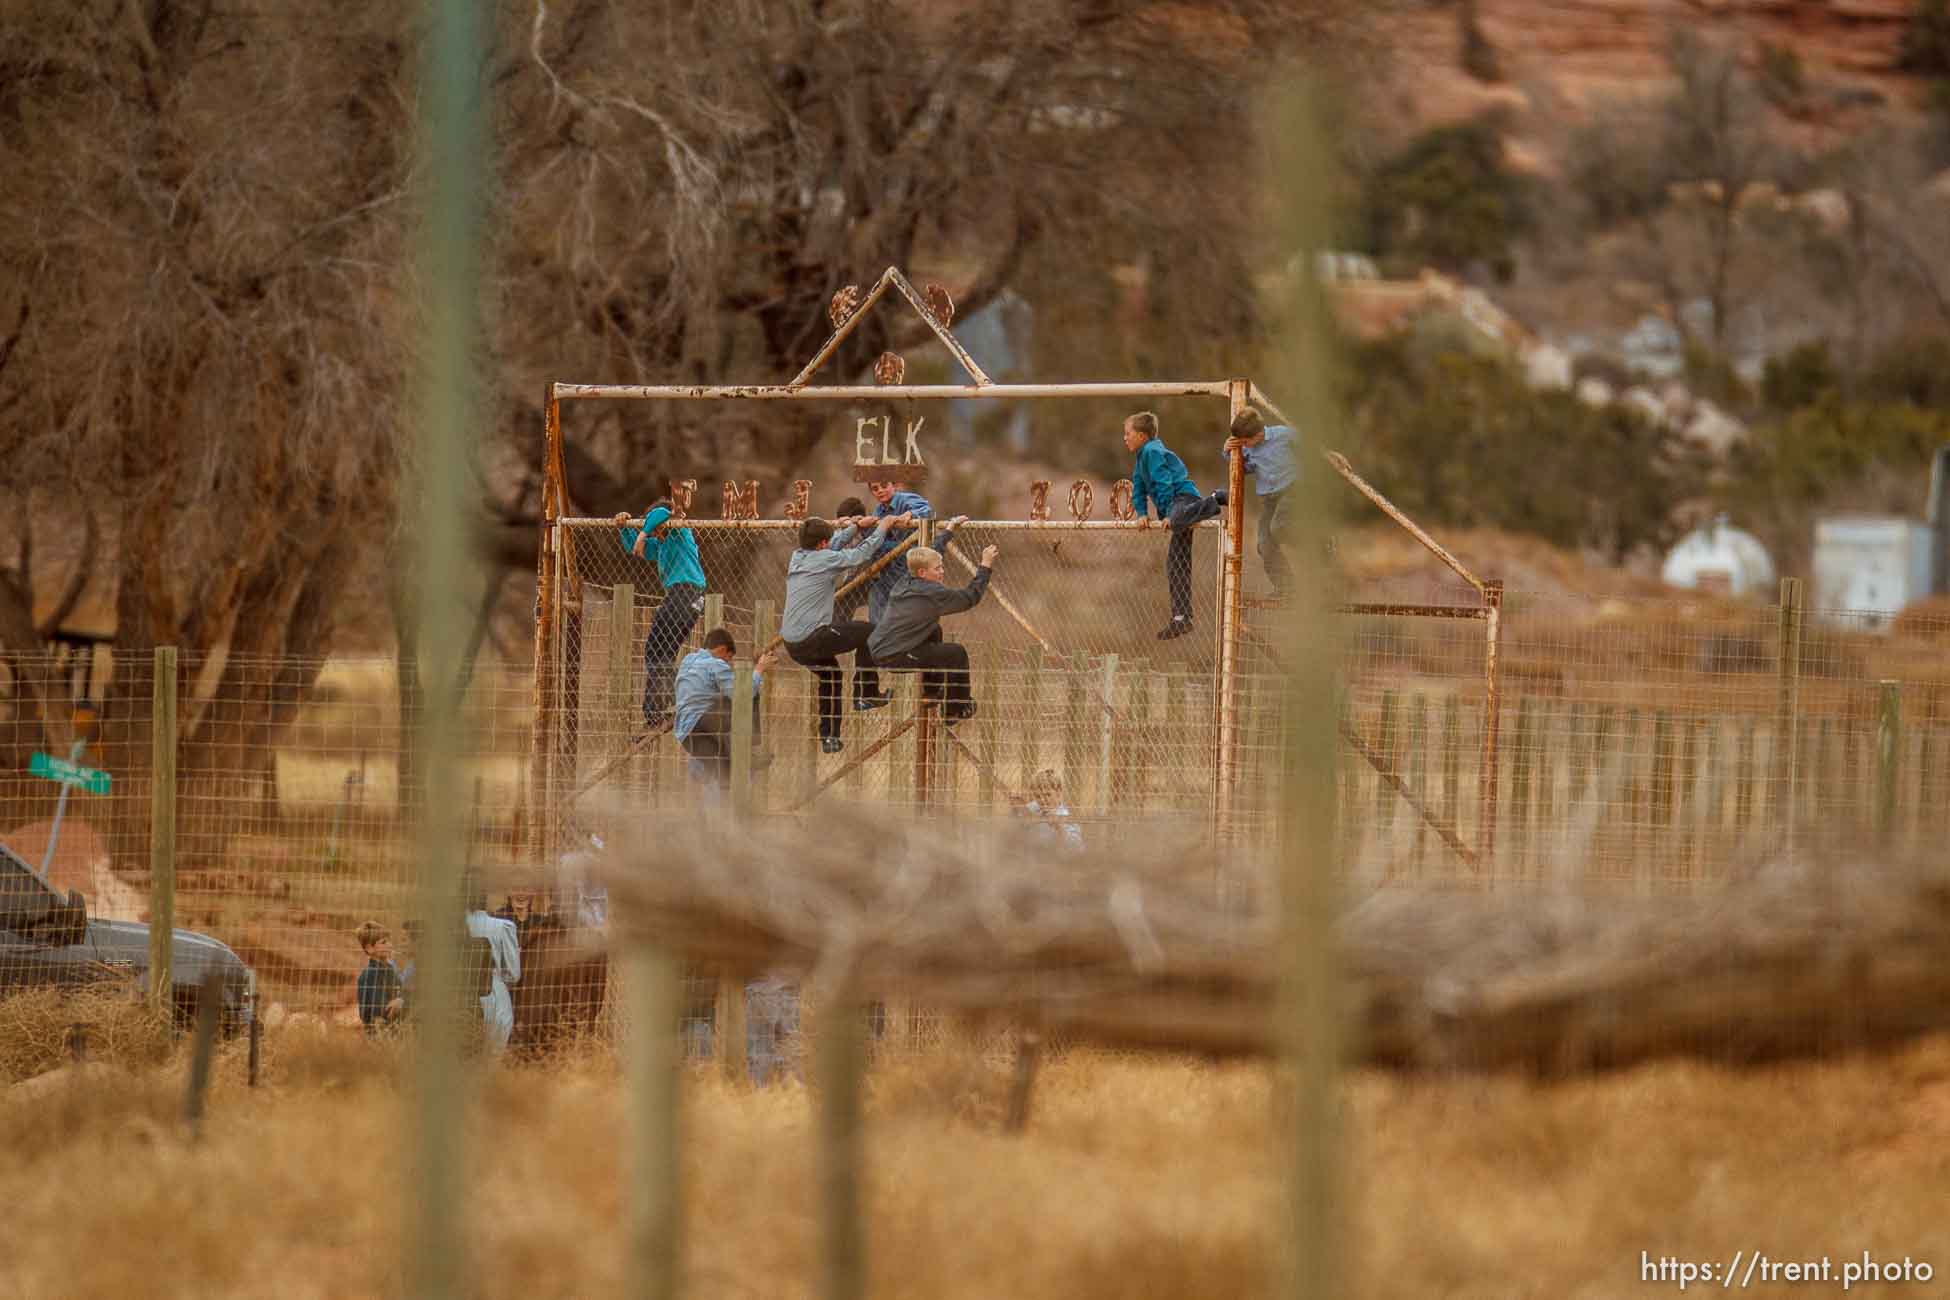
[
  {"xmin": 943, "ymin": 702, "xmax": 978, "ymax": 726},
  {"xmin": 1157, "ymin": 617, "xmax": 1194, "ymax": 640},
  {"xmin": 821, "ymin": 736, "xmax": 844, "ymax": 754},
  {"xmin": 853, "ymin": 691, "xmax": 893, "ymax": 712},
  {"xmin": 1212, "ymin": 489, "xmax": 1229, "ymax": 506}
]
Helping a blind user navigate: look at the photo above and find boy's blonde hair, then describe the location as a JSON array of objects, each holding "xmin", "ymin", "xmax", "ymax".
[
  {"xmin": 907, "ymin": 546, "xmax": 942, "ymax": 573},
  {"xmin": 355, "ymin": 921, "xmax": 389, "ymax": 952},
  {"xmin": 1030, "ymin": 768, "xmax": 1065, "ymax": 804}
]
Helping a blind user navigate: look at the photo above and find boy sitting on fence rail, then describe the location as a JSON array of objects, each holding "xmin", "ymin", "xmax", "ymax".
[
  {"xmin": 1122, "ymin": 411, "xmax": 1226, "ymax": 641},
  {"xmin": 783, "ymin": 511, "xmax": 905, "ymax": 754},
  {"xmin": 675, "ymin": 628, "xmax": 778, "ymax": 786},
  {"xmin": 612, "ymin": 499, "xmax": 707, "ymax": 733},
  {"xmin": 866, "ymin": 543, "xmax": 999, "ymax": 724}
]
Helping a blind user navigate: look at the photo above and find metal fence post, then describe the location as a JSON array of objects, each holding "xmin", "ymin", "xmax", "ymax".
[
  {"xmin": 1877, "ymin": 679, "xmax": 1901, "ymax": 843},
  {"xmin": 1774, "ymin": 577, "xmax": 1804, "ymax": 862},
  {"xmin": 149, "ymin": 645, "xmax": 177, "ymax": 1013}
]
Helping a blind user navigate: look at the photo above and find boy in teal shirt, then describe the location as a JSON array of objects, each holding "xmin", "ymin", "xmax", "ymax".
[
  {"xmin": 1123, "ymin": 411, "xmax": 1227, "ymax": 639},
  {"xmin": 612, "ymin": 499, "xmax": 707, "ymax": 729}
]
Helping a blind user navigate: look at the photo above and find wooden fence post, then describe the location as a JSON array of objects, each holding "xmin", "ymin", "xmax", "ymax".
[
  {"xmin": 1442, "ymin": 695, "xmax": 1462, "ymax": 876},
  {"xmin": 149, "ymin": 646, "xmax": 178, "ymax": 1012},
  {"xmin": 976, "ymin": 665, "xmax": 997, "ymax": 811},
  {"xmin": 731, "ymin": 660, "xmax": 755, "ymax": 818},
  {"xmin": 1877, "ymin": 679, "xmax": 1901, "ymax": 843},
  {"xmin": 701, "ymin": 593, "xmax": 724, "ymax": 642},
  {"xmin": 1774, "ymin": 577, "xmax": 1804, "ymax": 860},
  {"xmin": 1408, "ymin": 694, "xmax": 1428, "ymax": 878},
  {"xmin": 1375, "ymin": 690, "xmax": 1399, "ymax": 840},
  {"xmin": 818, "ymin": 990, "xmax": 867, "ymax": 1300},
  {"xmin": 610, "ymin": 586, "xmax": 636, "ymax": 776},
  {"xmin": 1097, "ymin": 654, "xmax": 1119, "ymax": 814},
  {"xmin": 753, "ymin": 599, "xmax": 777, "ymax": 810},
  {"xmin": 1064, "ymin": 660, "xmax": 1088, "ymax": 812},
  {"xmin": 1509, "ymin": 697, "xmax": 1534, "ymax": 874},
  {"xmin": 627, "ymin": 946, "xmax": 683, "ymax": 1300},
  {"xmin": 1020, "ymin": 648, "xmax": 1044, "ymax": 799}
]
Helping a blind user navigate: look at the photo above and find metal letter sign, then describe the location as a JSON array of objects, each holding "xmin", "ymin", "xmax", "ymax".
[
  {"xmin": 28, "ymin": 751, "xmax": 112, "ymax": 795},
  {"xmin": 851, "ymin": 413, "xmax": 928, "ymax": 485}
]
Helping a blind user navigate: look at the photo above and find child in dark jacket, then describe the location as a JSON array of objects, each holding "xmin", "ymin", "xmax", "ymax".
[
  {"xmin": 354, "ymin": 921, "xmax": 405, "ymax": 1034},
  {"xmin": 866, "ymin": 542, "xmax": 999, "ymax": 722}
]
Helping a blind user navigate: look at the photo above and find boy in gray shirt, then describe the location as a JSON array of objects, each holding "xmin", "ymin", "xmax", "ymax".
[{"xmin": 781, "ymin": 512, "xmax": 906, "ymax": 752}]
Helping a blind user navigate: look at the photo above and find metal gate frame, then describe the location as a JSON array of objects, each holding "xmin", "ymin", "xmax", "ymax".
[{"xmin": 527, "ymin": 265, "xmax": 1501, "ymax": 868}]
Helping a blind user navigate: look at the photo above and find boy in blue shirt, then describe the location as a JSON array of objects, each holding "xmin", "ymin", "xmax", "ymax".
[
  {"xmin": 1225, "ymin": 407, "xmax": 1300, "ymax": 598},
  {"xmin": 674, "ymin": 627, "xmax": 778, "ymax": 786},
  {"xmin": 612, "ymin": 499, "xmax": 707, "ymax": 730},
  {"xmin": 864, "ymin": 479, "xmax": 965, "ymax": 623},
  {"xmin": 1123, "ymin": 411, "xmax": 1227, "ymax": 639},
  {"xmin": 354, "ymin": 921, "xmax": 405, "ymax": 1035}
]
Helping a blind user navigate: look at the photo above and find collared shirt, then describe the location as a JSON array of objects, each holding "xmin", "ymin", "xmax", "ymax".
[
  {"xmin": 617, "ymin": 506, "xmax": 707, "ymax": 590},
  {"xmin": 781, "ymin": 519, "xmax": 893, "ymax": 642},
  {"xmin": 356, "ymin": 957, "xmax": 404, "ymax": 1030},
  {"xmin": 673, "ymin": 648, "xmax": 765, "ymax": 740},
  {"xmin": 1240, "ymin": 424, "xmax": 1298, "ymax": 496},
  {"xmin": 1129, "ymin": 439, "xmax": 1198, "ymax": 520}
]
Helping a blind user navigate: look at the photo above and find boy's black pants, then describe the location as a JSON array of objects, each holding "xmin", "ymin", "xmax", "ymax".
[{"xmin": 784, "ymin": 622, "xmax": 882, "ymax": 741}]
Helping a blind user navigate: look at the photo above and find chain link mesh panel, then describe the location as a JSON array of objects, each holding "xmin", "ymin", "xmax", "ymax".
[{"xmin": 7, "ymin": 583, "xmax": 1947, "ymax": 1064}]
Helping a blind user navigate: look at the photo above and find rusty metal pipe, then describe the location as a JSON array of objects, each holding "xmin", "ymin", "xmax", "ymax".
[
  {"xmin": 553, "ymin": 381, "xmax": 1236, "ymax": 402},
  {"xmin": 1322, "ymin": 452, "xmax": 1485, "ymax": 596},
  {"xmin": 559, "ymin": 517, "xmax": 1225, "ymax": 533}
]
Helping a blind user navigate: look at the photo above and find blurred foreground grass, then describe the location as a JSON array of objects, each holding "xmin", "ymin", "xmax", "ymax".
[{"xmin": 0, "ymin": 1020, "xmax": 1945, "ymax": 1299}]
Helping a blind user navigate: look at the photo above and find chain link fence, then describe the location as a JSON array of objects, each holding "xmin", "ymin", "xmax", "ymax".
[{"xmin": 4, "ymin": 576, "xmax": 1947, "ymax": 1063}]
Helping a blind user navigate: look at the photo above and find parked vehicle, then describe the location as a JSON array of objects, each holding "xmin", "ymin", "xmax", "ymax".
[{"xmin": 0, "ymin": 841, "xmax": 253, "ymax": 1031}]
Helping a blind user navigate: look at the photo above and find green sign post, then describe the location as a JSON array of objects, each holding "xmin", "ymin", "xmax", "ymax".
[{"xmin": 28, "ymin": 751, "xmax": 112, "ymax": 796}]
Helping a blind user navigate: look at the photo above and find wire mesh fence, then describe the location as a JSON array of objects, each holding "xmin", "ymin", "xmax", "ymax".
[{"xmin": 5, "ymin": 575, "xmax": 1949, "ymax": 1064}]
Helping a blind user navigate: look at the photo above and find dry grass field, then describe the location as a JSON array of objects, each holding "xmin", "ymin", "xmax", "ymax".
[{"xmin": 4, "ymin": 990, "xmax": 1948, "ymax": 1300}]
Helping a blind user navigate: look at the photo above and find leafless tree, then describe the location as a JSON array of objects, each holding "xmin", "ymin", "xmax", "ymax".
[
  {"xmin": 477, "ymin": 0, "xmax": 1349, "ymax": 557},
  {"xmin": 0, "ymin": 1, "xmax": 413, "ymax": 843}
]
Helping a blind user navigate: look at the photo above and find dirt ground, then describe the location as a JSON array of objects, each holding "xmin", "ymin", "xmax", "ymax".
[{"xmin": 2, "ymin": 1011, "xmax": 1947, "ymax": 1300}]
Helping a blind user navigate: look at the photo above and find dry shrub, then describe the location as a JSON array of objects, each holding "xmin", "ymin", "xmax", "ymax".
[
  {"xmin": 0, "ymin": 1066, "xmax": 183, "ymax": 1162},
  {"xmin": 260, "ymin": 1023, "xmax": 407, "ymax": 1092},
  {"xmin": 4, "ymin": 1041, "xmax": 1950, "ymax": 1296},
  {"xmin": 0, "ymin": 987, "xmax": 172, "ymax": 1084}
]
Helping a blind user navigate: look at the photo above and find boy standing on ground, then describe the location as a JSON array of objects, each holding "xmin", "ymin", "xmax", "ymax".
[
  {"xmin": 612, "ymin": 499, "xmax": 707, "ymax": 731},
  {"xmin": 866, "ymin": 543, "xmax": 999, "ymax": 723},
  {"xmin": 354, "ymin": 921, "xmax": 405, "ymax": 1035},
  {"xmin": 675, "ymin": 628, "xmax": 779, "ymax": 785},
  {"xmin": 1123, "ymin": 411, "xmax": 1227, "ymax": 640},
  {"xmin": 1225, "ymin": 407, "xmax": 1299, "ymax": 598},
  {"xmin": 783, "ymin": 511, "xmax": 906, "ymax": 753}
]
